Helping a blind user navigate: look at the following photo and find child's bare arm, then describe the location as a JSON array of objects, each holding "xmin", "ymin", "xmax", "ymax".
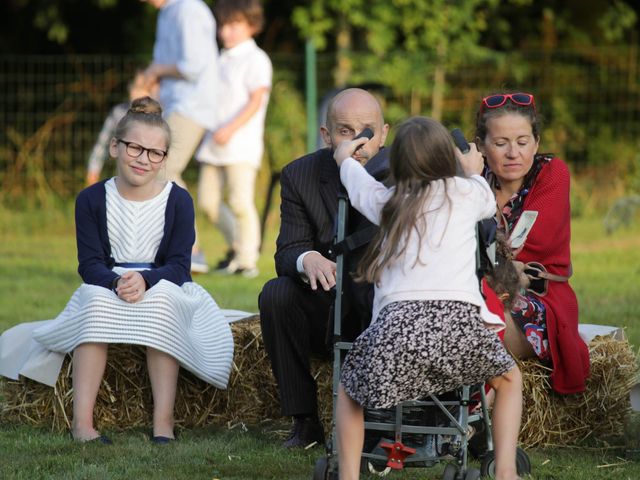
[{"xmin": 212, "ymin": 86, "xmax": 269, "ymax": 145}]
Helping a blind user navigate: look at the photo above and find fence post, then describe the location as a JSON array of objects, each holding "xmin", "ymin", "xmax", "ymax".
[{"xmin": 305, "ymin": 38, "xmax": 317, "ymax": 153}]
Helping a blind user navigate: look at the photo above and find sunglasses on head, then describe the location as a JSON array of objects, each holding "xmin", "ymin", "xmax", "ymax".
[{"xmin": 481, "ymin": 93, "xmax": 535, "ymax": 111}]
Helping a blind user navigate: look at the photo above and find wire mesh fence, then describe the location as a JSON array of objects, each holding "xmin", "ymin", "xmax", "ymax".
[{"xmin": 0, "ymin": 47, "xmax": 639, "ymax": 203}]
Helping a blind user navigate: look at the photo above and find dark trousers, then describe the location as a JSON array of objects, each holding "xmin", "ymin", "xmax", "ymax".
[{"xmin": 259, "ymin": 276, "xmax": 334, "ymax": 417}]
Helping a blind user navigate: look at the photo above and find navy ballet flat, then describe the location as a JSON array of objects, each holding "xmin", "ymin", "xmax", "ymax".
[
  {"xmin": 90, "ymin": 435, "xmax": 113, "ymax": 445},
  {"xmin": 151, "ymin": 435, "xmax": 175, "ymax": 445}
]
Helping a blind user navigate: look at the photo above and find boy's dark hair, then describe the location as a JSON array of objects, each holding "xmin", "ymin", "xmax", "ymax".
[{"xmin": 214, "ymin": 0, "xmax": 264, "ymax": 34}]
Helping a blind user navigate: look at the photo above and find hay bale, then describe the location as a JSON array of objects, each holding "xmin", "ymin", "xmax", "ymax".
[
  {"xmin": 518, "ymin": 334, "xmax": 639, "ymax": 448},
  {"xmin": 1, "ymin": 319, "xmax": 294, "ymax": 431},
  {"xmin": 2, "ymin": 322, "xmax": 636, "ymax": 449}
]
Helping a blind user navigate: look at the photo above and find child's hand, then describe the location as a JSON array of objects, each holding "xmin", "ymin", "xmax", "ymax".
[
  {"xmin": 116, "ymin": 271, "xmax": 146, "ymax": 304},
  {"xmin": 455, "ymin": 142, "xmax": 484, "ymax": 177},
  {"xmin": 213, "ymin": 126, "xmax": 234, "ymax": 145},
  {"xmin": 333, "ymin": 137, "xmax": 369, "ymax": 166}
]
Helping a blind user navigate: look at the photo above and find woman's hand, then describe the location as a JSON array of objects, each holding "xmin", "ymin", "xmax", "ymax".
[
  {"xmin": 333, "ymin": 137, "xmax": 369, "ymax": 167},
  {"xmin": 455, "ymin": 142, "xmax": 485, "ymax": 177},
  {"xmin": 116, "ymin": 271, "xmax": 146, "ymax": 303}
]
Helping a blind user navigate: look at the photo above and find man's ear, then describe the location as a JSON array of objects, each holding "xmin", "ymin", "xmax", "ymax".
[
  {"xmin": 379, "ymin": 123, "xmax": 390, "ymax": 147},
  {"xmin": 320, "ymin": 126, "xmax": 332, "ymax": 148}
]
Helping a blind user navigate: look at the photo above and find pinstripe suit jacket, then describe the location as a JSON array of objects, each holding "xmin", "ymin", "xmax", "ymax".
[{"xmin": 274, "ymin": 147, "xmax": 389, "ymax": 281}]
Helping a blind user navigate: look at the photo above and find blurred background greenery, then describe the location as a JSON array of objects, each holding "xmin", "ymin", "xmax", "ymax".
[
  {"xmin": 1, "ymin": 3, "xmax": 640, "ymax": 477},
  {"xmin": 0, "ymin": 0, "xmax": 639, "ymax": 223}
]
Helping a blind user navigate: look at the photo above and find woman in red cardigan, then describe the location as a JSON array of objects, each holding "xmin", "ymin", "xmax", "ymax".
[{"xmin": 475, "ymin": 92, "xmax": 589, "ymax": 394}]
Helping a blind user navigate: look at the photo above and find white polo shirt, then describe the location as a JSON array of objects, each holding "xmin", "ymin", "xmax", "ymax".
[
  {"xmin": 196, "ymin": 38, "xmax": 272, "ymax": 169},
  {"xmin": 153, "ymin": 0, "xmax": 218, "ymax": 130}
]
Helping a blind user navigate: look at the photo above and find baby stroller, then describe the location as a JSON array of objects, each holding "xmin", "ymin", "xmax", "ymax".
[{"xmin": 312, "ymin": 191, "xmax": 532, "ymax": 480}]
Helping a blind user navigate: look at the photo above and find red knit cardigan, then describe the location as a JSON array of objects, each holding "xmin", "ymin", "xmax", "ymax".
[{"xmin": 517, "ymin": 157, "xmax": 590, "ymax": 394}]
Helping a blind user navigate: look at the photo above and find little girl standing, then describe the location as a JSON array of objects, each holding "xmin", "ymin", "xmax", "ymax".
[{"xmin": 333, "ymin": 117, "xmax": 522, "ymax": 480}]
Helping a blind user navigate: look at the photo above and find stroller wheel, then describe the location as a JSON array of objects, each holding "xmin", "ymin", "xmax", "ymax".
[
  {"xmin": 464, "ymin": 467, "xmax": 481, "ymax": 480},
  {"xmin": 360, "ymin": 459, "xmax": 391, "ymax": 477},
  {"xmin": 312, "ymin": 456, "xmax": 330, "ymax": 480},
  {"xmin": 516, "ymin": 447, "xmax": 532, "ymax": 475},
  {"xmin": 480, "ymin": 447, "xmax": 532, "ymax": 477},
  {"xmin": 480, "ymin": 450, "xmax": 496, "ymax": 478},
  {"xmin": 442, "ymin": 463, "xmax": 459, "ymax": 480}
]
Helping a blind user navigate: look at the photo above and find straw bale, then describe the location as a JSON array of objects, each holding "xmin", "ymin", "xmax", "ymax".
[
  {"xmin": 1, "ymin": 319, "xmax": 293, "ymax": 431},
  {"xmin": 518, "ymin": 334, "xmax": 639, "ymax": 448},
  {"xmin": 1, "ymin": 321, "xmax": 636, "ymax": 449}
]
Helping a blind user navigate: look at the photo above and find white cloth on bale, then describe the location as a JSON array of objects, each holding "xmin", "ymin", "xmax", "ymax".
[{"xmin": 0, "ymin": 179, "xmax": 235, "ymax": 388}]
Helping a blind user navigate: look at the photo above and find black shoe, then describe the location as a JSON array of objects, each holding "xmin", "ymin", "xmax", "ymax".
[
  {"xmin": 70, "ymin": 430, "xmax": 113, "ymax": 445},
  {"xmin": 283, "ymin": 416, "xmax": 325, "ymax": 449},
  {"xmin": 214, "ymin": 249, "xmax": 236, "ymax": 270},
  {"xmin": 151, "ymin": 435, "xmax": 175, "ymax": 445},
  {"xmin": 81, "ymin": 435, "xmax": 112, "ymax": 445}
]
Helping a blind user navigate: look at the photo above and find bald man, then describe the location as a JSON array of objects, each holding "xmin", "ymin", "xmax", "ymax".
[{"xmin": 259, "ymin": 89, "xmax": 389, "ymax": 448}]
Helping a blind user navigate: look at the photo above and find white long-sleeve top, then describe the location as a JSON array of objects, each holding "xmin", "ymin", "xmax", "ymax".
[{"xmin": 340, "ymin": 157, "xmax": 504, "ymax": 329}]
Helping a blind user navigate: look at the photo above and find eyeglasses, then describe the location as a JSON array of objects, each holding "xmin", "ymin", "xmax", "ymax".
[
  {"xmin": 116, "ymin": 139, "xmax": 167, "ymax": 164},
  {"xmin": 481, "ymin": 93, "xmax": 535, "ymax": 111}
]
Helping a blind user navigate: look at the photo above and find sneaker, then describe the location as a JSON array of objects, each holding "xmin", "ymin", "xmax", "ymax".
[
  {"xmin": 214, "ymin": 249, "xmax": 236, "ymax": 271},
  {"xmin": 190, "ymin": 251, "xmax": 210, "ymax": 274},
  {"xmin": 221, "ymin": 260, "xmax": 259, "ymax": 279}
]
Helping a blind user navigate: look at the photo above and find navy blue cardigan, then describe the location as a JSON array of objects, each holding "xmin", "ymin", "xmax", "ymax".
[{"xmin": 75, "ymin": 180, "xmax": 194, "ymax": 289}]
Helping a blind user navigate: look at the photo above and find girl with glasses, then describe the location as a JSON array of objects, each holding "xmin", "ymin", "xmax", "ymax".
[
  {"xmin": 0, "ymin": 97, "xmax": 233, "ymax": 444},
  {"xmin": 476, "ymin": 92, "xmax": 589, "ymax": 395}
]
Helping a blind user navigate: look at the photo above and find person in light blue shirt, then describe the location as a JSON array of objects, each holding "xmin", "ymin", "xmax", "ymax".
[{"xmin": 142, "ymin": 0, "xmax": 219, "ymax": 273}]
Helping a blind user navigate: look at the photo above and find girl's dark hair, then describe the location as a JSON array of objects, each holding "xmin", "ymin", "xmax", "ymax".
[
  {"xmin": 474, "ymin": 92, "xmax": 541, "ymax": 143},
  {"xmin": 214, "ymin": 0, "xmax": 264, "ymax": 33},
  {"xmin": 356, "ymin": 116, "xmax": 457, "ymax": 284},
  {"xmin": 114, "ymin": 96, "xmax": 171, "ymax": 149}
]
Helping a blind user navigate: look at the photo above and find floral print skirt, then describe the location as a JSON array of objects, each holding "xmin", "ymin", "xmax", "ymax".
[
  {"xmin": 510, "ymin": 293, "xmax": 551, "ymax": 361},
  {"xmin": 341, "ymin": 300, "xmax": 516, "ymax": 409}
]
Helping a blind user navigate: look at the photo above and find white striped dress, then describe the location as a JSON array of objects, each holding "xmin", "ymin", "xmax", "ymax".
[{"xmin": 0, "ymin": 180, "xmax": 234, "ymax": 389}]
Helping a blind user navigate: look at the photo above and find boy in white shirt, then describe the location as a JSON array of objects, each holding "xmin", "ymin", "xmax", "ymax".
[{"xmin": 196, "ymin": 0, "xmax": 272, "ymax": 278}]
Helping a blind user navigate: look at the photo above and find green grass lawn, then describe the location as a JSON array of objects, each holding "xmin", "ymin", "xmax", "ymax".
[{"xmin": 1, "ymin": 203, "xmax": 639, "ymax": 479}]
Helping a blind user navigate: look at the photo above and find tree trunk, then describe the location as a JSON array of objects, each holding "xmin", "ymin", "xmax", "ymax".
[{"xmin": 334, "ymin": 17, "xmax": 352, "ymax": 88}]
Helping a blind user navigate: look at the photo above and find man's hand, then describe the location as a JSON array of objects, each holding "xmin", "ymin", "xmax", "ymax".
[
  {"xmin": 302, "ymin": 252, "xmax": 337, "ymax": 291},
  {"xmin": 143, "ymin": 63, "xmax": 183, "ymax": 89},
  {"xmin": 333, "ymin": 137, "xmax": 369, "ymax": 167},
  {"xmin": 116, "ymin": 271, "xmax": 146, "ymax": 303}
]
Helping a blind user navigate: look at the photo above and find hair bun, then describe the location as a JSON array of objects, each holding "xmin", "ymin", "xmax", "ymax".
[{"xmin": 129, "ymin": 96, "xmax": 163, "ymax": 116}]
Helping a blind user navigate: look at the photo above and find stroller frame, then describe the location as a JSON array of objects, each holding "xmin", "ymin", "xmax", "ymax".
[{"xmin": 313, "ymin": 193, "xmax": 530, "ymax": 480}]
